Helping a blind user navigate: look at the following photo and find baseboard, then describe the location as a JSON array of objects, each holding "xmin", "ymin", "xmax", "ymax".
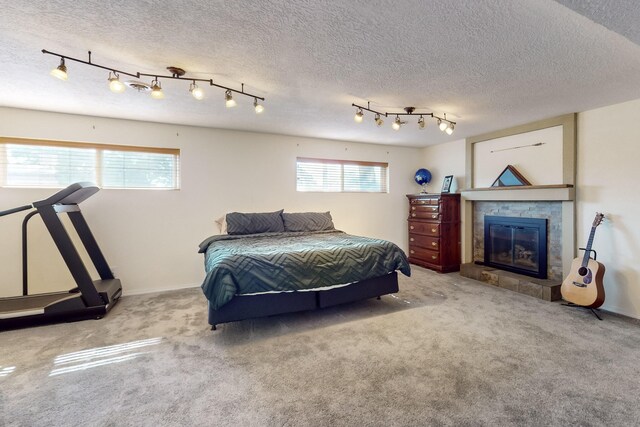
[
  {"xmin": 121, "ymin": 282, "xmax": 200, "ymax": 297},
  {"xmin": 600, "ymin": 304, "xmax": 640, "ymax": 321}
]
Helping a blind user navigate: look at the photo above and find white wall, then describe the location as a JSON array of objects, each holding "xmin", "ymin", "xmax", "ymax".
[
  {"xmin": 577, "ymin": 98, "xmax": 640, "ymax": 319},
  {"xmin": 421, "ymin": 138, "xmax": 466, "ymax": 192},
  {"xmin": 0, "ymin": 107, "xmax": 422, "ymax": 297},
  {"xmin": 473, "ymin": 126, "xmax": 563, "ymax": 187}
]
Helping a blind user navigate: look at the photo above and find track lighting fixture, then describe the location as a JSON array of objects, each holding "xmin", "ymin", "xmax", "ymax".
[
  {"xmin": 108, "ymin": 72, "xmax": 125, "ymax": 93},
  {"xmin": 351, "ymin": 102, "xmax": 456, "ymax": 134},
  {"xmin": 254, "ymin": 98, "xmax": 264, "ymax": 114},
  {"xmin": 150, "ymin": 79, "xmax": 164, "ymax": 99},
  {"xmin": 42, "ymin": 49, "xmax": 265, "ymax": 112},
  {"xmin": 189, "ymin": 81, "xmax": 204, "ymax": 100},
  {"xmin": 50, "ymin": 58, "xmax": 68, "ymax": 81},
  {"xmin": 225, "ymin": 90, "xmax": 236, "ymax": 108}
]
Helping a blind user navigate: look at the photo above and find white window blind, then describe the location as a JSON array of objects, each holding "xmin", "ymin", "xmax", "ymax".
[
  {"xmin": 296, "ymin": 157, "xmax": 389, "ymax": 193},
  {"xmin": 0, "ymin": 138, "xmax": 180, "ymax": 189}
]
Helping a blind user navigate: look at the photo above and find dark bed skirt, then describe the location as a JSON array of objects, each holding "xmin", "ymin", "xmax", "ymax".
[{"xmin": 208, "ymin": 271, "xmax": 399, "ymax": 327}]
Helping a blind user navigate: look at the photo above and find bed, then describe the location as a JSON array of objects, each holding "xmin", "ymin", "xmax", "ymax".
[{"xmin": 198, "ymin": 211, "xmax": 411, "ymax": 329}]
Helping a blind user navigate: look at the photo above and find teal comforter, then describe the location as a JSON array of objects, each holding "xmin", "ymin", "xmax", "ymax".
[{"xmin": 199, "ymin": 230, "xmax": 410, "ymax": 310}]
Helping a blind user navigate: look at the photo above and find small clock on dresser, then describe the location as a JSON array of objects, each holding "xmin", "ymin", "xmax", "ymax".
[{"xmin": 406, "ymin": 193, "xmax": 461, "ymax": 273}]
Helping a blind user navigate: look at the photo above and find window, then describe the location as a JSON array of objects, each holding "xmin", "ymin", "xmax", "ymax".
[
  {"xmin": 296, "ymin": 157, "xmax": 388, "ymax": 193},
  {"xmin": 0, "ymin": 137, "xmax": 180, "ymax": 189}
]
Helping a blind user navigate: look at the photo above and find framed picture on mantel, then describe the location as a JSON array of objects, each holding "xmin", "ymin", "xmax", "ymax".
[{"xmin": 441, "ymin": 175, "xmax": 453, "ymax": 193}]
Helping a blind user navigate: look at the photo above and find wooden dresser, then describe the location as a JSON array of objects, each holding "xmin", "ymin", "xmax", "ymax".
[{"xmin": 406, "ymin": 193, "xmax": 461, "ymax": 273}]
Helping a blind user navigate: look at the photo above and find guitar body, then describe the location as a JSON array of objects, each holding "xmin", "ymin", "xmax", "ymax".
[{"xmin": 561, "ymin": 257, "xmax": 606, "ymax": 308}]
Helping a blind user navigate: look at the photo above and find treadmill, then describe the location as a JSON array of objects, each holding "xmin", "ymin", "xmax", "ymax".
[{"xmin": 0, "ymin": 182, "xmax": 122, "ymax": 330}]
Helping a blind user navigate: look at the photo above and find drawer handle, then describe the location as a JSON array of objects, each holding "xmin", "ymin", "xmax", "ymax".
[
  {"xmin": 431, "ymin": 228, "xmax": 437, "ymax": 233},
  {"xmin": 410, "ymin": 226, "xmax": 414, "ymax": 230},
  {"xmin": 432, "ymin": 242, "xmax": 436, "ymax": 246},
  {"xmin": 412, "ymin": 213, "xmax": 416, "ymax": 217},
  {"xmin": 410, "ymin": 250, "xmax": 415, "ymax": 254},
  {"xmin": 432, "ymin": 255, "xmax": 437, "ymax": 260},
  {"xmin": 410, "ymin": 238, "xmax": 414, "ymax": 242},
  {"xmin": 432, "ymin": 214, "xmax": 437, "ymax": 218},
  {"xmin": 412, "ymin": 206, "xmax": 416, "ymax": 210}
]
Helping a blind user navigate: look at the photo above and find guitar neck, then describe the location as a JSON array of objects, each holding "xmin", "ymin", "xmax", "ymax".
[{"xmin": 581, "ymin": 226, "xmax": 597, "ymax": 267}]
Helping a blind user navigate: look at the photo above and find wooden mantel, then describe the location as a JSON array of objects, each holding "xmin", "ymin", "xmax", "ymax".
[{"xmin": 461, "ymin": 184, "xmax": 574, "ymax": 201}]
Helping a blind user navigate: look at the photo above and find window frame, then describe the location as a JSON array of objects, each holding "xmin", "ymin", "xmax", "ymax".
[
  {"xmin": 0, "ymin": 137, "xmax": 180, "ymax": 190},
  {"xmin": 296, "ymin": 157, "xmax": 389, "ymax": 193}
]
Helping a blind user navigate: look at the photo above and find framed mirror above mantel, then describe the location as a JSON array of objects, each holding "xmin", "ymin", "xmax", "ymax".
[{"xmin": 461, "ymin": 113, "xmax": 577, "ymax": 278}]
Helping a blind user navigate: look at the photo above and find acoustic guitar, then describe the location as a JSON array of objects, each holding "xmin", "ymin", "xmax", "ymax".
[{"xmin": 561, "ymin": 213, "xmax": 605, "ymax": 308}]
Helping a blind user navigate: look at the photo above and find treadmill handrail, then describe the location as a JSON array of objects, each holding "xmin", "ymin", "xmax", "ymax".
[
  {"xmin": 0, "ymin": 205, "xmax": 33, "ymax": 218},
  {"xmin": 32, "ymin": 182, "xmax": 99, "ymax": 208}
]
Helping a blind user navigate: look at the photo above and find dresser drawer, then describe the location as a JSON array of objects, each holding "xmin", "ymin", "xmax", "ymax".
[
  {"xmin": 410, "ymin": 198, "xmax": 439, "ymax": 206},
  {"xmin": 408, "ymin": 246, "xmax": 441, "ymax": 265},
  {"xmin": 410, "ymin": 204, "xmax": 439, "ymax": 213},
  {"xmin": 409, "ymin": 210, "xmax": 440, "ymax": 221},
  {"xmin": 408, "ymin": 222, "xmax": 440, "ymax": 236},
  {"xmin": 409, "ymin": 234, "xmax": 439, "ymax": 250}
]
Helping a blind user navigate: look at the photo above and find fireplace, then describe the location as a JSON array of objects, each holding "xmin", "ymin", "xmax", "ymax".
[{"xmin": 484, "ymin": 216, "xmax": 548, "ymax": 279}]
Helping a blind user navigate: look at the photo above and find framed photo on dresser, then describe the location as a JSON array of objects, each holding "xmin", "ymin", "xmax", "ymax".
[{"xmin": 441, "ymin": 175, "xmax": 453, "ymax": 193}]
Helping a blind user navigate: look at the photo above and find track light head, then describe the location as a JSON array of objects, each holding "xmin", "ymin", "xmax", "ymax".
[
  {"xmin": 254, "ymin": 98, "xmax": 264, "ymax": 114},
  {"xmin": 375, "ymin": 114, "xmax": 384, "ymax": 127},
  {"xmin": 189, "ymin": 82, "xmax": 204, "ymax": 100},
  {"xmin": 108, "ymin": 72, "xmax": 125, "ymax": 93},
  {"xmin": 150, "ymin": 80, "xmax": 164, "ymax": 99},
  {"xmin": 392, "ymin": 116, "xmax": 402, "ymax": 131},
  {"xmin": 438, "ymin": 118, "xmax": 448, "ymax": 131},
  {"xmin": 354, "ymin": 108, "xmax": 364, "ymax": 123},
  {"xmin": 50, "ymin": 58, "xmax": 68, "ymax": 81},
  {"xmin": 418, "ymin": 116, "xmax": 426, "ymax": 130},
  {"xmin": 445, "ymin": 123, "xmax": 454, "ymax": 135},
  {"xmin": 225, "ymin": 90, "xmax": 236, "ymax": 108}
]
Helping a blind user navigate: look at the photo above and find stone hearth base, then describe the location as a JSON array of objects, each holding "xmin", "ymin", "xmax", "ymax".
[{"xmin": 460, "ymin": 263, "xmax": 561, "ymax": 302}]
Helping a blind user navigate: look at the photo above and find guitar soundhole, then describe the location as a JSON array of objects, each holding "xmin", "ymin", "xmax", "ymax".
[{"xmin": 578, "ymin": 266, "xmax": 588, "ymax": 276}]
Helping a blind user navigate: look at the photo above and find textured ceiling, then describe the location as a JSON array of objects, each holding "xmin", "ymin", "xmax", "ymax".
[{"xmin": 1, "ymin": 0, "xmax": 640, "ymax": 147}]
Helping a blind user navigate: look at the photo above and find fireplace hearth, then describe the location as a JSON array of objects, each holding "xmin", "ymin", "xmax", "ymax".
[{"xmin": 484, "ymin": 216, "xmax": 548, "ymax": 279}]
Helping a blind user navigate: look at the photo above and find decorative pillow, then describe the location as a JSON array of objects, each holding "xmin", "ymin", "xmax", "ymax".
[
  {"xmin": 226, "ymin": 210, "xmax": 285, "ymax": 235},
  {"xmin": 214, "ymin": 215, "xmax": 228, "ymax": 234},
  {"xmin": 282, "ymin": 212, "xmax": 335, "ymax": 232}
]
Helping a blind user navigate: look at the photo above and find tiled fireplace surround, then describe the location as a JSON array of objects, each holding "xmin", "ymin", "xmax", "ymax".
[
  {"xmin": 460, "ymin": 190, "xmax": 575, "ymax": 302},
  {"xmin": 473, "ymin": 201, "xmax": 563, "ymax": 281}
]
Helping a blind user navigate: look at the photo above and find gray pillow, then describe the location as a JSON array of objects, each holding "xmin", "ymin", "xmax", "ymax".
[
  {"xmin": 226, "ymin": 210, "xmax": 285, "ymax": 235},
  {"xmin": 283, "ymin": 212, "xmax": 335, "ymax": 232}
]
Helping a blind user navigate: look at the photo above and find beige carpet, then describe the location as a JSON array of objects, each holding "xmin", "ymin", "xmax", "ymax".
[{"xmin": 1, "ymin": 266, "xmax": 639, "ymax": 426}]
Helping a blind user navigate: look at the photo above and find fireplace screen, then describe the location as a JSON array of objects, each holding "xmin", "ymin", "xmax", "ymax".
[{"xmin": 484, "ymin": 216, "xmax": 547, "ymax": 279}]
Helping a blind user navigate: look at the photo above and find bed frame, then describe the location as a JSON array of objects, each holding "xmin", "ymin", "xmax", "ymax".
[{"xmin": 208, "ymin": 271, "xmax": 399, "ymax": 330}]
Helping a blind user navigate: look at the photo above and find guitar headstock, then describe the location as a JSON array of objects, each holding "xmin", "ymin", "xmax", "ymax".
[{"xmin": 592, "ymin": 212, "xmax": 605, "ymax": 227}]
